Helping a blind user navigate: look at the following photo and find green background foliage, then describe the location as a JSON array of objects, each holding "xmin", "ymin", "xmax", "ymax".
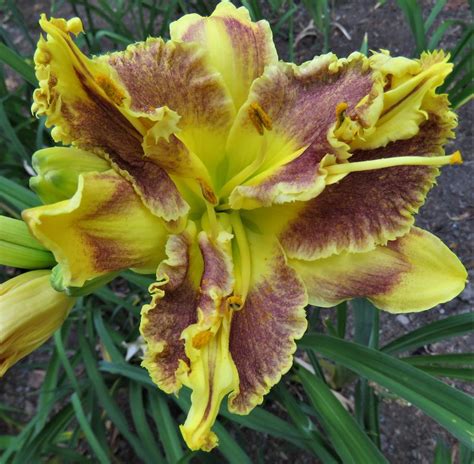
[{"xmin": 0, "ymin": 0, "xmax": 472, "ymax": 462}]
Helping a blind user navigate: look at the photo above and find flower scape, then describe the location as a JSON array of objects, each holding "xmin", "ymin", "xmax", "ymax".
[{"xmin": 0, "ymin": 0, "xmax": 468, "ymax": 452}]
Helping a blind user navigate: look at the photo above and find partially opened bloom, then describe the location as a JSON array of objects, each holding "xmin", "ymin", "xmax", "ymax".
[
  {"xmin": 0, "ymin": 270, "xmax": 75, "ymax": 376},
  {"xmin": 15, "ymin": 0, "xmax": 467, "ymax": 451}
]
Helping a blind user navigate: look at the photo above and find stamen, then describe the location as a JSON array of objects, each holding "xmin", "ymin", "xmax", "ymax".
[
  {"xmin": 335, "ymin": 101, "xmax": 348, "ymax": 122},
  {"xmin": 199, "ymin": 180, "xmax": 218, "ymax": 205},
  {"xmin": 205, "ymin": 202, "xmax": 219, "ymax": 239},
  {"xmin": 230, "ymin": 212, "xmax": 251, "ymax": 303},
  {"xmin": 192, "ymin": 330, "xmax": 213, "ymax": 349},
  {"xmin": 248, "ymin": 102, "xmax": 272, "ymax": 136},
  {"xmin": 226, "ymin": 295, "xmax": 243, "ymax": 312},
  {"xmin": 325, "ymin": 151, "xmax": 463, "ymax": 176}
]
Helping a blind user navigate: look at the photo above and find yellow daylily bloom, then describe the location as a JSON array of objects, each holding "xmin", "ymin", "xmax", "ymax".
[
  {"xmin": 17, "ymin": 0, "xmax": 467, "ymax": 452},
  {"xmin": 0, "ymin": 270, "xmax": 76, "ymax": 376}
]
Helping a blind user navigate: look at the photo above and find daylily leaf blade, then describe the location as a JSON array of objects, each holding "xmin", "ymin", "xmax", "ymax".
[
  {"xmin": 0, "ymin": 43, "xmax": 37, "ymax": 85},
  {"xmin": 71, "ymin": 393, "xmax": 110, "ymax": 464},
  {"xmin": 298, "ymin": 368, "xmax": 388, "ymax": 464},
  {"xmin": 0, "ymin": 175, "xmax": 41, "ymax": 211},
  {"xmin": 382, "ymin": 313, "xmax": 474, "ymax": 355},
  {"xmin": 273, "ymin": 384, "xmax": 339, "ymax": 463},
  {"xmin": 128, "ymin": 383, "xmax": 166, "ymax": 463},
  {"xmin": 211, "ymin": 422, "xmax": 253, "ymax": 464},
  {"xmin": 78, "ymin": 333, "xmax": 155, "ymax": 464},
  {"xmin": 149, "ymin": 393, "xmax": 185, "ymax": 464},
  {"xmin": 300, "ymin": 334, "xmax": 474, "ymax": 448}
]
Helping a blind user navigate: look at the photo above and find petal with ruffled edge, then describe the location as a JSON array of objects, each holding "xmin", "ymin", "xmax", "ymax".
[
  {"xmin": 350, "ymin": 51, "xmax": 453, "ymax": 150},
  {"xmin": 140, "ymin": 223, "xmax": 203, "ymax": 394},
  {"xmin": 227, "ymin": 232, "xmax": 308, "ymax": 413},
  {"xmin": 274, "ymin": 95, "xmax": 457, "ymax": 261},
  {"xmin": 141, "ymin": 219, "xmax": 238, "ymax": 451},
  {"xmin": 290, "ymin": 227, "xmax": 467, "ymax": 313},
  {"xmin": 170, "ymin": 0, "xmax": 277, "ymax": 111},
  {"xmin": 32, "ymin": 16, "xmax": 188, "ymax": 221},
  {"xmin": 22, "ymin": 170, "xmax": 168, "ymax": 287},
  {"xmin": 103, "ymin": 37, "xmax": 235, "ymax": 181},
  {"xmin": 222, "ymin": 53, "xmax": 381, "ymax": 209},
  {"xmin": 30, "ymin": 147, "xmax": 109, "ymax": 204},
  {"xmin": 178, "ymin": 223, "xmax": 237, "ymax": 451}
]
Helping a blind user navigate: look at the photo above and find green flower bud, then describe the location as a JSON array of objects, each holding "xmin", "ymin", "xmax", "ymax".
[
  {"xmin": 30, "ymin": 147, "xmax": 109, "ymax": 204},
  {"xmin": 0, "ymin": 216, "xmax": 55, "ymax": 269},
  {"xmin": 0, "ymin": 270, "xmax": 75, "ymax": 376}
]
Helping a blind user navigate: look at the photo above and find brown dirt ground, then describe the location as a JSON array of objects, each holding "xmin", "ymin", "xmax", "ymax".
[{"xmin": 0, "ymin": 0, "xmax": 472, "ymax": 463}]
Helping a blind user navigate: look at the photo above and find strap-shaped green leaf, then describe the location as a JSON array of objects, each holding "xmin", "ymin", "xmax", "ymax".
[
  {"xmin": 298, "ymin": 368, "xmax": 388, "ymax": 463},
  {"xmin": 382, "ymin": 313, "xmax": 474, "ymax": 354},
  {"xmin": 0, "ymin": 175, "xmax": 40, "ymax": 212},
  {"xmin": 129, "ymin": 383, "xmax": 166, "ymax": 463},
  {"xmin": 300, "ymin": 334, "xmax": 474, "ymax": 448},
  {"xmin": 0, "ymin": 43, "xmax": 36, "ymax": 85},
  {"xmin": 149, "ymin": 393, "xmax": 185, "ymax": 464},
  {"xmin": 71, "ymin": 393, "xmax": 110, "ymax": 464}
]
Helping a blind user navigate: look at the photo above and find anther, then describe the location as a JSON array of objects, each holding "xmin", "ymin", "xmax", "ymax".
[
  {"xmin": 226, "ymin": 295, "xmax": 243, "ymax": 311},
  {"xmin": 335, "ymin": 101, "xmax": 348, "ymax": 121},
  {"xmin": 200, "ymin": 181, "xmax": 218, "ymax": 205},
  {"xmin": 248, "ymin": 102, "xmax": 272, "ymax": 136},
  {"xmin": 192, "ymin": 330, "xmax": 213, "ymax": 349}
]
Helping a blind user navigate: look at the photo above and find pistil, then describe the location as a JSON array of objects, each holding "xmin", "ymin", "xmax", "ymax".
[{"xmin": 325, "ymin": 151, "xmax": 462, "ymax": 176}]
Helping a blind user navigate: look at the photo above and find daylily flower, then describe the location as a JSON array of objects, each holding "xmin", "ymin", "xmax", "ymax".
[
  {"xmin": 0, "ymin": 270, "xmax": 75, "ymax": 376},
  {"xmin": 8, "ymin": 0, "xmax": 466, "ymax": 451}
]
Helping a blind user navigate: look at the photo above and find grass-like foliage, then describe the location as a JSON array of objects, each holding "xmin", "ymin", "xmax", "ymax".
[{"xmin": 0, "ymin": 1, "xmax": 473, "ymax": 462}]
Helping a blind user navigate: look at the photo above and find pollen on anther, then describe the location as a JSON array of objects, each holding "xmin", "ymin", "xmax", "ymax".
[
  {"xmin": 226, "ymin": 295, "xmax": 243, "ymax": 311},
  {"xmin": 336, "ymin": 101, "xmax": 348, "ymax": 119},
  {"xmin": 192, "ymin": 330, "xmax": 213, "ymax": 349},
  {"xmin": 200, "ymin": 181, "xmax": 218, "ymax": 205},
  {"xmin": 248, "ymin": 102, "xmax": 272, "ymax": 135}
]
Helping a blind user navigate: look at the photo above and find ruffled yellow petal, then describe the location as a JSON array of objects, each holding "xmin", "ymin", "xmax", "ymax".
[
  {"xmin": 291, "ymin": 227, "xmax": 467, "ymax": 313},
  {"xmin": 220, "ymin": 53, "xmax": 381, "ymax": 209},
  {"xmin": 32, "ymin": 15, "xmax": 127, "ymax": 145},
  {"xmin": 350, "ymin": 50, "xmax": 454, "ymax": 150},
  {"xmin": 178, "ymin": 224, "xmax": 238, "ymax": 451},
  {"xmin": 22, "ymin": 170, "xmax": 168, "ymax": 287},
  {"xmin": 180, "ymin": 306, "xmax": 238, "ymax": 451},
  {"xmin": 170, "ymin": 0, "xmax": 277, "ymax": 111},
  {"xmin": 275, "ymin": 92, "xmax": 457, "ymax": 261},
  {"xmin": 140, "ymin": 222, "xmax": 203, "ymax": 394},
  {"xmin": 33, "ymin": 16, "xmax": 189, "ymax": 221},
  {"xmin": 227, "ymin": 230, "xmax": 307, "ymax": 413},
  {"xmin": 103, "ymin": 37, "xmax": 235, "ymax": 183},
  {"xmin": 141, "ymin": 219, "xmax": 239, "ymax": 451},
  {"xmin": 0, "ymin": 270, "xmax": 75, "ymax": 376}
]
